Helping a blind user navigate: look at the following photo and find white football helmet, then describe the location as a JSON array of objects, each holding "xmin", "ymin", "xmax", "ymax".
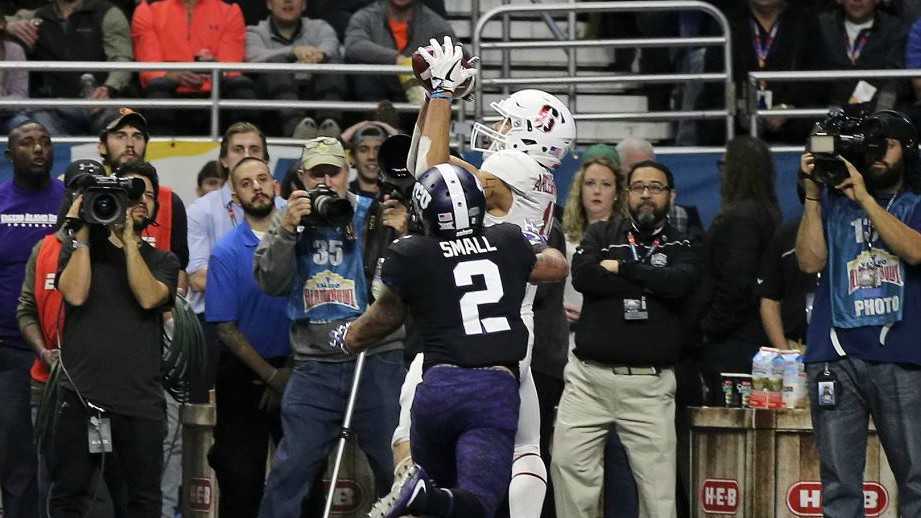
[{"xmin": 470, "ymin": 89, "xmax": 576, "ymax": 170}]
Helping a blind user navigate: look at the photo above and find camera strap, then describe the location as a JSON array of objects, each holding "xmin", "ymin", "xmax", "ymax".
[
  {"xmin": 861, "ymin": 191, "xmax": 899, "ymax": 248},
  {"xmin": 845, "ymin": 31, "xmax": 870, "ymax": 66},
  {"xmin": 751, "ymin": 18, "xmax": 778, "ymax": 70}
]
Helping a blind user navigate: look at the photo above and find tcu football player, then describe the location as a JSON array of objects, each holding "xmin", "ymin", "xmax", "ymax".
[
  {"xmin": 330, "ymin": 163, "xmax": 566, "ymax": 518},
  {"xmin": 393, "ymin": 37, "xmax": 577, "ymax": 518}
]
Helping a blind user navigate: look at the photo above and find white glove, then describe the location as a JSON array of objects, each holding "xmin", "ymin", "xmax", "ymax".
[{"xmin": 417, "ymin": 36, "xmax": 477, "ymax": 95}]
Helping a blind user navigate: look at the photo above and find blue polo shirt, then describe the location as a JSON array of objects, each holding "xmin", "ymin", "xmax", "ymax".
[{"xmin": 205, "ymin": 219, "xmax": 290, "ymax": 360}]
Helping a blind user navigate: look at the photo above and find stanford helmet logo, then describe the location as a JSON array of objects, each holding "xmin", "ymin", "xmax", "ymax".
[{"xmin": 534, "ymin": 105, "xmax": 560, "ymax": 133}]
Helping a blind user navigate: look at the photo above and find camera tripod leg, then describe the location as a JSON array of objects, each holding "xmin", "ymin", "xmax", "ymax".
[{"xmin": 322, "ymin": 350, "xmax": 367, "ymax": 518}]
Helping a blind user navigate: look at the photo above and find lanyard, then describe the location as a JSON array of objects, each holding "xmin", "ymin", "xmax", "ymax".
[
  {"xmin": 627, "ymin": 232, "xmax": 660, "ymax": 263},
  {"xmin": 846, "ymin": 31, "xmax": 870, "ymax": 65},
  {"xmin": 752, "ymin": 18, "xmax": 779, "ymax": 69},
  {"xmin": 226, "ymin": 201, "xmax": 238, "ymax": 228},
  {"xmin": 862, "ymin": 191, "xmax": 898, "ymax": 250}
]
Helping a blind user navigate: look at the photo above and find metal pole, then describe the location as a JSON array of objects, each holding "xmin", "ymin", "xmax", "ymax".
[
  {"xmin": 322, "ymin": 350, "xmax": 368, "ymax": 518},
  {"xmin": 210, "ymin": 69, "xmax": 221, "ymax": 139},
  {"xmin": 181, "ymin": 402, "xmax": 219, "ymax": 517}
]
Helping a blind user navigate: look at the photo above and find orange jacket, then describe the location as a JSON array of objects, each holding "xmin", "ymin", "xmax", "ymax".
[
  {"xmin": 31, "ymin": 234, "xmax": 63, "ymax": 383},
  {"xmin": 131, "ymin": 0, "xmax": 245, "ymax": 93}
]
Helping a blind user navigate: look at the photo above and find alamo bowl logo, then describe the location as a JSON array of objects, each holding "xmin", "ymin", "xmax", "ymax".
[
  {"xmin": 303, "ymin": 270, "xmax": 358, "ymax": 310},
  {"xmin": 847, "ymin": 250, "xmax": 903, "ymax": 295}
]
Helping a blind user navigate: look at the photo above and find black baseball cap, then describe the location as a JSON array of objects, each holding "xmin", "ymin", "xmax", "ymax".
[
  {"xmin": 100, "ymin": 108, "xmax": 149, "ymax": 141},
  {"xmin": 350, "ymin": 124, "xmax": 388, "ymax": 148}
]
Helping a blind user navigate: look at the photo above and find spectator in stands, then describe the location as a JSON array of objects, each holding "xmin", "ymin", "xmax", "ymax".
[
  {"xmin": 344, "ymin": 0, "xmax": 456, "ymax": 106},
  {"xmin": 817, "ymin": 0, "xmax": 908, "ymax": 111},
  {"xmin": 699, "ymin": 0, "xmax": 828, "ymax": 145},
  {"xmin": 186, "ymin": 123, "xmax": 280, "ymax": 401},
  {"xmin": 344, "ymin": 121, "xmax": 393, "ymax": 198},
  {"xmin": 245, "ymin": 0, "xmax": 346, "ymax": 139},
  {"xmin": 0, "ymin": 16, "xmax": 29, "ymax": 132},
  {"xmin": 902, "ymin": 14, "xmax": 921, "ymax": 128},
  {"xmin": 617, "ymin": 137, "xmax": 704, "ymax": 241},
  {"xmin": 292, "ymin": 0, "xmax": 446, "ymax": 41},
  {"xmin": 553, "ymin": 160, "xmax": 700, "ymax": 518},
  {"xmin": 54, "ymin": 161, "xmax": 179, "ymax": 518},
  {"xmin": 254, "ymin": 137, "xmax": 407, "ymax": 518},
  {"xmin": 131, "ymin": 0, "xmax": 256, "ymax": 134},
  {"xmin": 196, "ymin": 160, "xmax": 224, "ymax": 197},
  {"xmin": 556, "ymin": 147, "xmax": 625, "ymax": 518},
  {"xmin": 699, "ymin": 136, "xmax": 781, "ymax": 405},
  {"xmin": 205, "ymin": 157, "xmax": 290, "ymax": 518},
  {"xmin": 0, "ymin": 121, "xmax": 61, "ymax": 518},
  {"xmin": 756, "ymin": 183, "xmax": 818, "ymax": 350},
  {"xmin": 5, "ymin": 0, "xmax": 132, "ymax": 136}
]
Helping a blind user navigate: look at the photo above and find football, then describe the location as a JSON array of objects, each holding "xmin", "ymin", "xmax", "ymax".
[{"xmin": 411, "ymin": 46, "xmax": 475, "ymax": 97}]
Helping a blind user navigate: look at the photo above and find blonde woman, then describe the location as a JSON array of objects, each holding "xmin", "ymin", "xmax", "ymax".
[{"xmin": 562, "ymin": 154, "xmax": 624, "ymax": 343}]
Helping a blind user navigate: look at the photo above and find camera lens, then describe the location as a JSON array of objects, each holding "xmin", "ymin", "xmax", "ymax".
[{"xmin": 92, "ymin": 193, "xmax": 118, "ymax": 223}]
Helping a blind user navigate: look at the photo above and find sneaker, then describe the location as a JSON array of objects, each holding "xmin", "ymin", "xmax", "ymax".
[
  {"xmin": 292, "ymin": 116, "xmax": 317, "ymax": 140},
  {"xmin": 374, "ymin": 100, "xmax": 400, "ymax": 130},
  {"xmin": 317, "ymin": 118, "xmax": 341, "ymax": 139},
  {"xmin": 367, "ymin": 463, "xmax": 429, "ymax": 518}
]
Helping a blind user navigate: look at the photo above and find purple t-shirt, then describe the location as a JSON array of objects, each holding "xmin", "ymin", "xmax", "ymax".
[{"xmin": 0, "ymin": 178, "xmax": 64, "ymax": 350}]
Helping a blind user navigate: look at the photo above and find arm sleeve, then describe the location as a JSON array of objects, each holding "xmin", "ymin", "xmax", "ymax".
[
  {"xmin": 204, "ymin": 247, "xmax": 238, "ymax": 323},
  {"xmin": 216, "ymin": 4, "xmax": 246, "ymax": 63},
  {"xmin": 344, "ymin": 9, "xmax": 399, "ymax": 64},
  {"xmin": 245, "ymin": 28, "xmax": 293, "ymax": 63},
  {"xmin": 570, "ymin": 221, "xmax": 635, "ymax": 296},
  {"xmin": 131, "ymin": 1, "xmax": 166, "ymax": 86},
  {"xmin": 700, "ymin": 206, "xmax": 772, "ymax": 338},
  {"xmin": 380, "ymin": 239, "xmax": 413, "ymax": 301},
  {"xmin": 15, "ymin": 242, "xmax": 41, "ymax": 332},
  {"xmin": 754, "ymin": 228, "xmax": 784, "ymax": 301},
  {"xmin": 316, "ymin": 20, "xmax": 342, "ymax": 62},
  {"xmin": 186, "ymin": 201, "xmax": 210, "ymax": 274},
  {"xmin": 101, "ymin": 6, "xmax": 133, "ymax": 92},
  {"xmin": 618, "ymin": 242, "xmax": 701, "ymax": 298},
  {"xmin": 151, "ymin": 250, "xmax": 181, "ymax": 309},
  {"xmin": 3, "ymin": 42, "xmax": 28, "ymax": 99},
  {"xmin": 170, "ymin": 193, "xmax": 189, "ymax": 269},
  {"xmin": 253, "ymin": 210, "xmax": 298, "ymax": 296}
]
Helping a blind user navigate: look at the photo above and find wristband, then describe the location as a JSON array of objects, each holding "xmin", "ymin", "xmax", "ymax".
[
  {"xmin": 266, "ymin": 368, "xmax": 278, "ymax": 385},
  {"xmin": 71, "ymin": 240, "xmax": 89, "ymax": 250},
  {"xmin": 805, "ymin": 196, "xmax": 821, "ymax": 202},
  {"xmin": 427, "ymin": 91, "xmax": 455, "ymax": 102}
]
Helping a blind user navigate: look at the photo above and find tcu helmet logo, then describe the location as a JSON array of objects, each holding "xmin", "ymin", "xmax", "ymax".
[
  {"xmin": 534, "ymin": 104, "xmax": 560, "ymax": 133},
  {"xmin": 412, "ymin": 182, "xmax": 432, "ymax": 209}
]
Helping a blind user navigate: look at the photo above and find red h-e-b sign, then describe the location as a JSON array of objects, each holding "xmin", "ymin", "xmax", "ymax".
[
  {"xmin": 786, "ymin": 481, "xmax": 889, "ymax": 516},
  {"xmin": 700, "ymin": 479, "xmax": 740, "ymax": 514},
  {"xmin": 188, "ymin": 478, "xmax": 213, "ymax": 512}
]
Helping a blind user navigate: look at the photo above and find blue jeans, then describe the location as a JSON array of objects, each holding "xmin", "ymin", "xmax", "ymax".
[
  {"xmin": 0, "ymin": 347, "xmax": 39, "ymax": 518},
  {"xmin": 807, "ymin": 358, "xmax": 921, "ymax": 518},
  {"xmin": 257, "ymin": 351, "xmax": 405, "ymax": 518}
]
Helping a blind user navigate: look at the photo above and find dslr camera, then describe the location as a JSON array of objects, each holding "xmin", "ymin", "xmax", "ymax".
[
  {"xmin": 807, "ymin": 107, "xmax": 887, "ymax": 186},
  {"xmin": 300, "ymin": 183, "xmax": 353, "ymax": 228},
  {"xmin": 74, "ymin": 175, "xmax": 145, "ymax": 225}
]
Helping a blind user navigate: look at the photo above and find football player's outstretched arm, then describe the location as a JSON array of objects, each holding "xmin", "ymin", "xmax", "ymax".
[
  {"xmin": 344, "ymin": 286, "xmax": 408, "ymax": 352},
  {"xmin": 529, "ymin": 246, "xmax": 568, "ymax": 283}
]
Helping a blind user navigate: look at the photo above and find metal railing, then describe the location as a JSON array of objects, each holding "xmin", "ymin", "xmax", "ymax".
[
  {"xmin": 0, "ymin": 61, "xmax": 417, "ymax": 141},
  {"xmin": 746, "ymin": 69, "xmax": 921, "ymax": 138},
  {"xmin": 471, "ymin": 0, "xmax": 735, "ymax": 138}
]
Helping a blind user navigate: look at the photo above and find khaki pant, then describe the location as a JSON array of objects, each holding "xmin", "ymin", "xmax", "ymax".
[{"xmin": 550, "ymin": 357, "xmax": 677, "ymax": 518}]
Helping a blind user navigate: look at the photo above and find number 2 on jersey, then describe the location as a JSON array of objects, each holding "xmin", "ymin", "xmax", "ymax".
[{"xmin": 453, "ymin": 259, "xmax": 510, "ymax": 335}]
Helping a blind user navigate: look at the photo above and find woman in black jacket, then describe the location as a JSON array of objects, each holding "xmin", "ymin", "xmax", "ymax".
[{"xmin": 699, "ymin": 136, "xmax": 782, "ymax": 405}]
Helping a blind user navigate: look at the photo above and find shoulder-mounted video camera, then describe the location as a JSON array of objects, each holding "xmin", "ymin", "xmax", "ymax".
[
  {"xmin": 806, "ymin": 106, "xmax": 887, "ymax": 186},
  {"xmin": 73, "ymin": 174, "xmax": 145, "ymax": 226},
  {"xmin": 301, "ymin": 183, "xmax": 353, "ymax": 228}
]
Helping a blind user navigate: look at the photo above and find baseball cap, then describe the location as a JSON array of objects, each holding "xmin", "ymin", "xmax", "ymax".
[
  {"xmin": 351, "ymin": 124, "xmax": 387, "ymax": 148},
  {"xmin": 100, "ymin": 108, "xmax": 149, "ymax": 140},
  {"xmin": 581, "ymin": 143, "xmax": 620, "ymax": 166},
  {"xmin": 301, "ymin": 137, "xmax": 347, "ymax": 170},
  {"xmin": 63, "ymin": 159, "xmax": 104, "ymax": 188}
]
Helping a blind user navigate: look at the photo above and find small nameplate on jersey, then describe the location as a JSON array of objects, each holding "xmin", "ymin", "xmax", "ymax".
[
  {"xmin": 623, "ymin": 297, "xmax": 648, "ymax": 320},
  {"xmin": 439, "ymin": 236, "xmax": 497, "ymax": 258},
  {"xmin": 88, "ymin": 417, "xmax": 113, "ymax": 453}
]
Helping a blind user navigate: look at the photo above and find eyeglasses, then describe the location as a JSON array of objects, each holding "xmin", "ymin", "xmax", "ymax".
[
  {"xmin": 300, "ymin": 167, "xmax": 345, "ymax": 180},
  {"xmin": 627, "ymin": 183, "xmax": 670, "ymax": 195},
  {"xmin": 303, "ymin": 137, "xmax": 341, "ymax": 150}
]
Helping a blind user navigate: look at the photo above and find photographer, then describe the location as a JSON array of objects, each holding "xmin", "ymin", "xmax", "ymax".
[
  {"xmin": 253, "ymin": 137, "xmax": 407, "ymax": 518},
  {"xmin": 797, "ymin": 110, "xmax": 921, "ymax": 518},
  {"xmin": 54, "ymin": 161, "xmax": 179, "ymax": 518}
]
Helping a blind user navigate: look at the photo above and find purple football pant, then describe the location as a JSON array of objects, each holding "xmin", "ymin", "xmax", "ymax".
[{"xmin": 410, "ymin": 365, "xmax": 520, "ymax": 518}]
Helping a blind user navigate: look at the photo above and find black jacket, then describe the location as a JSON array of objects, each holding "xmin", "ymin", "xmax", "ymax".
[{"xmin": 571, "ymin": 217, "xmax": 700, "ymax": 365}]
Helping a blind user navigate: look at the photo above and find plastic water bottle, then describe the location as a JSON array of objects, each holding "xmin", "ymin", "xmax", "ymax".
[{"xmin": 80, "ymin": 73, "xmax": 96, "ymax": 98}]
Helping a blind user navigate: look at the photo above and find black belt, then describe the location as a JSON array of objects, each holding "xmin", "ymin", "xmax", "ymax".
[{"xmin": 583, "ymin": 359, "xmax": 662, "ymax": 376}]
